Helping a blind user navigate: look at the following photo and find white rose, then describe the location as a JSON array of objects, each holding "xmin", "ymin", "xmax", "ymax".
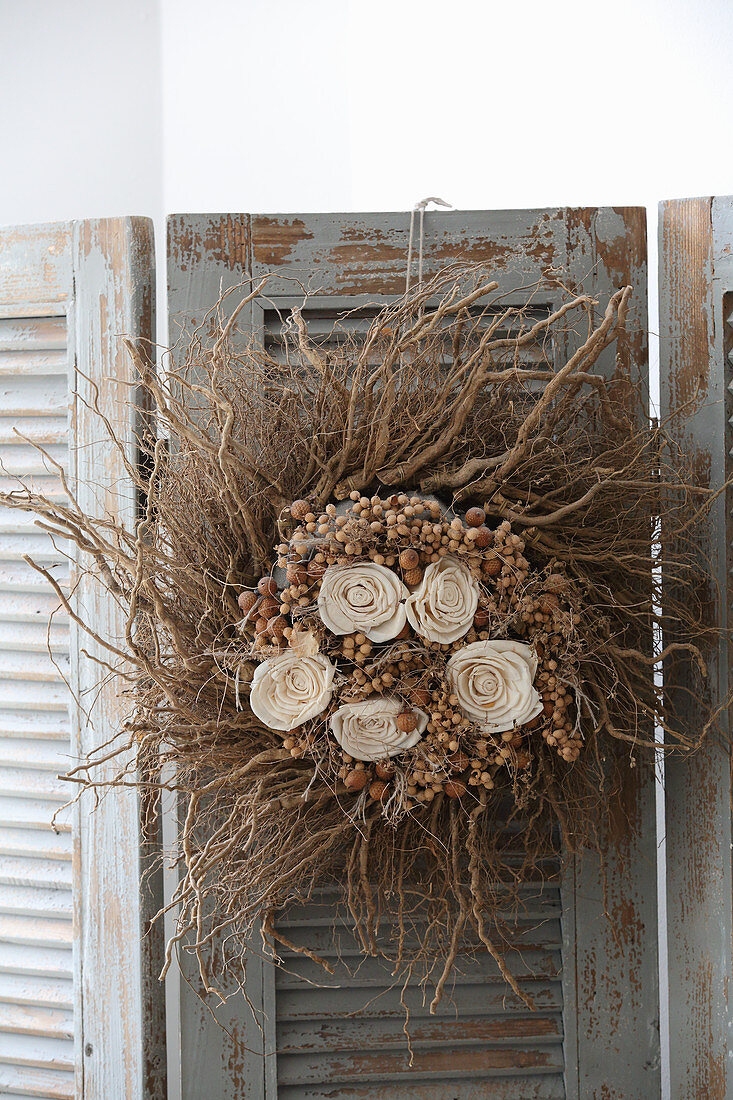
[
  {"xmin": 330, "ymin": 697, "xmax": 428, "ymax": 761},
  {"xmin": 446, "ymin": 639, "xmax": 542, "ymax": 733},
  {"xmin": 318, "ymin": 562, "xmax": 408, "ymax": 642},
  {"xmin": 405, "ymin": 556, "xmax": 479, "ymax": 644},
  {"xmin": 249, "ymin": 652, "xmax": 336, "ymax": 731}
]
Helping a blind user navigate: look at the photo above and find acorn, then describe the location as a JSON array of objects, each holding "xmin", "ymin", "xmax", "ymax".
[
  {"xmin": 482, "ymin": 557, "xmax": 502, "ymax": 577},
  {"xmin": 290, "ymin": 499, "xmax": 310, "ymax": 521},
  {"xmin": 444, "ymin": 779, "xmax": 467, "ymax": 798},
  {"xmin": 465, "ymin": 506, "xmax": 486, "ymax": 528},
  {"xmin": 257, "ymin": 577, "xmax": 278, "ymax": 597},
  {"xmin": 238, "ymin": 590, "xmax": 258, "ymax": 614},
  {"xmin": 344, "ymin": 770, "xmax": 369, "ymax": 792},
  {"xmin": 404, "ymin": 568, "xmax": 423, "ymax": 587},
  {"xmin": 399, "ymin": 548, "xmax": 420, "ymax": 571},
  {"xmin": 375, "ymin": 762, "xmax": 395, "ymax": 781},
  {"xmin": 369, "ymin": 780, "xmax": 388, "ymax": 801},
  {"xmin": 397, "ymin": 710, "xmax": 418, "ymax": 733},
  {"xmin": 473, "ymin": 525, "xmax": 491, "ymax": 549}
]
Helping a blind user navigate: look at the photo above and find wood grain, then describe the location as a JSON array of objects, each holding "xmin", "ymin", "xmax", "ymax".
[
  {"xmin": 660, "ymin": 195, "xmax": 733, "ymax": 1099},
  {"xmin": 72, "ymin": 217, "xmax": 166, "ymax": 1100}
]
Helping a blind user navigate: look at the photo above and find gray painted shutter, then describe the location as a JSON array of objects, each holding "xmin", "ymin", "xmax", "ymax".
[
  {"xmin": 0, "ymin": 220, "xmax": 165, "ymax": 1100},
  {"xmin": 167, "ymin": 209, "xmax": 658, "ymax": 1100},
  {"xmin": 659, "ymin": 196, "xmax": 733, "ymax": 1100}
]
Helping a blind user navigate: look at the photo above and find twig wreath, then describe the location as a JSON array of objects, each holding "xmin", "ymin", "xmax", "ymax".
[{"xmin": 3, "ymin": 266, "xmax": 720, "ymax": 1014}]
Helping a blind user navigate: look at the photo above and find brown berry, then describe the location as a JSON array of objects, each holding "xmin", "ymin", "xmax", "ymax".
[
  {"xmin": 482, "ymin": 557, "xmax": 502, "ymax": 577},
  {"xmin": 474, "ymin": 609, "xmax": 490, "ymax": 628},
  {"xmin": 410, "ymin": 688, "xmax": 431, "ymax": 709},
  {"xmin": 238, "ymin": 590, "xmax": 257, "ymax": 614},
  {"xmin": 369, "ymin": 780, "xmax": 388, "ymax": 801},
  {"xmin": 539, "ymin": 593, "xmax": 560, "ymax": 613},
  {"xmin": 375, "ymin": 762, "xmax": 395, "ymax": 780},
  {"xmin": 524, "ymin": 715, "xmax": 543, "ymax": 731},
  {"xmin": 404, "ymin": 568, "xmax": 423, "ymax": 587},
  {"xmin": 474, "ymin": 525, "xmax": 491, "ymax": 548},
  {"xmin": 270, "ymin": 615, "xmax": 288, "ymax": 640},
  {"xmin": 255, "ymin": 617, "xmax": 269, "ymax": 635},
  {"xmin": 397, "ymin": 710, "xmax": 418, "ymax": 733},
  {"xmin": 286, "ymin": 563, "xmax": 308, "ymax": 586},
  {"xmin": 444, "ymin": 779, "xmax": 467, "ymax": 798},
  {"xmin": 542, "ymin": 699, "xmax": 555, "ymax": 717},
  {"xmin": 465, "ymin": 507, "xmax": 486, "ymax": 528},
  {"xmin": 344, "ymin": 769, "xmax": 368, "ymax": 792},
  {"xmin": 399, "ymin": 548, "xmax": 419, "ymax": 570},
  {"xmin": 259, "ymin": 597, "xmax": 281, "ymax": 619},
  {"xmin": 257, "ymin": 576, "xmax": 278, "ymax": 596},
  {"xmin": 307, "ymin": 559, "xmax": 327, "ymax": 579},
  {"xmin": 290, "ymin": 499, "xmax": 310, "ymax": 521},
  {"xmin": 245, "ymin": 596, "xmax": 262, "ymax": 622},
  {"xmin": 448, "ymin": 751, "xmax": 469, "ymax": 771}
]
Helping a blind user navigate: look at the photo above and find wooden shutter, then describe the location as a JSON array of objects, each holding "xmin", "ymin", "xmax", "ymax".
[
  {"xmin": 0, "ymin": 220, "xmax": 165, "ymax": 1100},
  {"xmin": 168, "ymin": 209, "xmax": 658, "ymax": 1099},
  {"xmin": 659, "ymin": 196, "xmax": 733, "ymax": 1099}
]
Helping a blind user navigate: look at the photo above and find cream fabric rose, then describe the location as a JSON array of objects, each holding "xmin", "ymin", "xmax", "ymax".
[
  {"xmin": 405, "ymin": 556, "xmax": 479, "ymax": 644},
  {"xmin": 330, "ymin": 697, "xmax": 428, "ymax": 761},
  {"xmin": 249, "ymin": 652, "xmax": 335, "ymax": 731},
  {"xmin": 446, "ymin": 639, "xmax": 542, "ymax": 733},
  {"xmin": 318, "ymin": 562, "xmax": 408, "ymax": 642}
]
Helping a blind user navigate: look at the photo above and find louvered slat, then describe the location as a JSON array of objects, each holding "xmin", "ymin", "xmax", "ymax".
[{"xmin": 0, "ymin": 314, "xmax": 74, "ymax": 1100}]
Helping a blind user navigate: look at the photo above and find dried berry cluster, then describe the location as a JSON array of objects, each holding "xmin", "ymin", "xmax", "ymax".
[{"xmin": 237, "ymin": 491, "xmax": 582, "ymax": 817}]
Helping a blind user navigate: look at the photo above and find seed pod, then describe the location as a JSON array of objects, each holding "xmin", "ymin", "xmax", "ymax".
[
  {"xmin": 369, "ymin": 780, "xmax": 388, "ymax": 801},
  {"xmin": 238, "ymin": 590, "xmax": 257, "ymax": 614},
  {"xmin": 473, "ymin": 608, "xmax": 490, "ymax": 628},
  {"xmin": 397, "ymin": 710, "xmax": 418, "ymax": 733},
  {"xmin": 344, "ymin": 769, "xmax": 369, "ymax": 792},
  {"xmin": 444, "ymin": 779, "xmax": 467, "ymax": 798},
  {"xmin": 542, "ymin": 699, "xmax": 555, "ymax": 717},
  {"xmin": 482, "ymin": 557, "xmax": 502, "ymax": 577},
  {"xmin": 448, "ymin": 751, "xmax": 469, "ymax": 772},
  {"xmin": 270, "ymin": 615, "xmax": 288, "ymax": 640},
  {"xmin": 375, "ymin": 762, "xmax": 395, "ymax": 780},
  {"xmin": 259, "ymin": 596, "xmax": 281, "ymax": 619},
  {"xmin": 465, "ymin": 506, "xmax": 486, "ymax": 528},
  {"xmin": 403, "ymin": 568, "xmax": 423, "ymax": 587},
  {"xmin": 409, "ymin": 687, "xmax": 431, "ymax": 709},
  {"xmin": 307, "ymin": 559, "xmax": 327, "ymax": 579},
  {"xmin": 473, "ymin": 525, "xmax": 491, "ymax": 548},
  {"xmin": 257, "ymin": 576, "xmax": 278, "ymax": 596},
  {"xmin": 286, "ymin": 563, "xmax": 308, "ymax": 586},
  {"xmin": 245, "ymin": 596, "xmax": 263, "ymax": 622},
  {"xmin": 290, "ymin": 499, "xmax": 310, "ymax": 521},
  {"xmin": 399, "ymin": 548, "xmax": 419, "ymax": 570}
]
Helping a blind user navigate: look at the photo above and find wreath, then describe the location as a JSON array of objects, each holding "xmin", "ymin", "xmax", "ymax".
[{"xmin": 3, "ymin": 266, "xmax": 719, "ymax": 1014}]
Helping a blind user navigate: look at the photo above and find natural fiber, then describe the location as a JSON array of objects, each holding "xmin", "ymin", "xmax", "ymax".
[{"xmin": 1, "ymin": 265, "xmax": 720, "ymax": 1016}]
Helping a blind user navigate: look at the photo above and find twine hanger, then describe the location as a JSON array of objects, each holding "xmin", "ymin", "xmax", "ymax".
[{"xmin": 405, "ymin": 196, "xmax": 453, "ymax": 292}]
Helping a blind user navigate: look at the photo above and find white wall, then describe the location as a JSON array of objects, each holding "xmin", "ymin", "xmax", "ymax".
[
  {"xmin": 0, "ymin": 0, "xmax": 162, "ymax": 228},
  {"xmin": 161, "ymin": 0, "xmax": 733, "ymax": 215}
]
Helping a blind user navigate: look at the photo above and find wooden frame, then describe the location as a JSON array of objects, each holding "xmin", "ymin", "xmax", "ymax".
[
  {"xmin": 659, "ymin": 196, "xmax": 733, "ymax": 1099},
  {"xmin": 168, "ymin": 208, "xmax": 658, "ymax": 1099},
  {"xmin": 71, "ymin": 217, "xmax": 167, "ymax": 1100}
]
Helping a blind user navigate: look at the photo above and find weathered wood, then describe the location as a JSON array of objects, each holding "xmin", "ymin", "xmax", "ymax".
[
  {"xmin": 72, "ymin": 217, "xmax": 167, "ymax": 1099},
  {"xmin": 659, "ymin": 195, "xmax": 733, "ymax": 1099},
  {"xmin": 168, "ymin": 209, "xmax": 658, "ymax": 1099}
]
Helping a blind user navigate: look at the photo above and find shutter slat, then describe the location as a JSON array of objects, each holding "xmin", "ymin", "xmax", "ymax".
[{"xmin": 0, "ymin": 312, "xmax": 74, "ymax": 1093}]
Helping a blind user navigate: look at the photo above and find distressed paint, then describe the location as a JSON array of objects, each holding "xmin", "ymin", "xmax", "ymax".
[
  {"xmin": 0, "ymin": 223, "xmax": 76, "ymax": 1100},
  {"xmin": 660, "ymin": 196, "xmax": 733, "ymax": 1099},
  {"xmin": 168, "ymin": 209, "xmax": 658, "ymax": 1099},
  {"xmin": 72, "ymin": 217, "xmax": 166, "ymax": 1100}
]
